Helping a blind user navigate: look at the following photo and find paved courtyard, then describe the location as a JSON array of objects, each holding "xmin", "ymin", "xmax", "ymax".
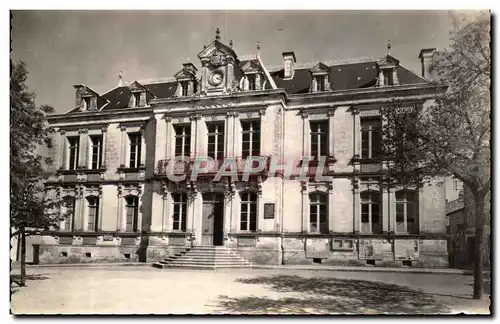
[{"xmin": 11, "ymin": 266, "xmax": 490, "ymax": 315}]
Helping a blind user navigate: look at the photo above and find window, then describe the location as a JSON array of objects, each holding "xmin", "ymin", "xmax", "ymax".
[
  {"xmin": 181, "ymin": 81, "xmax": 189, "ymax": 96},
  {"xmin": 174, "ymin": 125, "xmax": 191, "ymax": 157},
  {"xmin": 383, "ymin": 69, "xmax": 394, "ymax": 86},
  {"xmin": 248, "ymin": 74, "xmax": 256, "ymax": 91},
  {"xmin": 315, "ymin": 75, "xmax": 325, "ymax": 92},
  {"xmin": 90, "ymin": 135, "xmax": 103, "ymax": 169},
  {"xmin": 67, "ymin": 137, "xmax": 80, "ymax": 170},
  {"xmin": 128, "ymin": 133, "xmax": 142, "ymax": 168},
  {"xmin": 361, "ymin": 118, "xmax": 381, "ymax": 159},
  {"xmin": 133, "ymin": 92, "xmax": 141, "ymax": 107},
  {"xmin": 87, "ymin": 197, "xmax": 99, "ymax": 232},
  {"xmin": 207, "ymin": 122, "xmax": 225, "ymax": 160},
  {"xmin": 241, "ymin": 120, "xmax": 260, "ymax": 159},
  {"xmin": 240, "ymin": 192, "xmax": 257, "ymax": 232},
  {"xmin": 309, "ymin": 192, "xmax": 328, "ymax": 233},
  {"xmin": 83, "ymin": 97, "xmax": 91, "ymax": 110},
  {"xmin": 396, "ymin": 190, "xmax": 418, "ymax": 234},
  {"xmin": 125, "ymin": 196, "xmax": 139, "ymax": 232},
  {"xmin": 361, "ymin": 191, "xmax": 381, "ymax": 233},
  {"xmin": 61, "ymin": 196, "xmax": 75, "ymax": 231},
  {"xmin": 172, "ymin": 193, "xmax": 187, "ymax": 231},
  {"xmin": 310, "ymin": 120, "xmax": 329, "ymax": 160}
]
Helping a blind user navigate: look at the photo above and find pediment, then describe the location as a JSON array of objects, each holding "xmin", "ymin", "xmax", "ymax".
[
  {"xmin": 197, "ymin": 40, "xmax": 237, "ymax": 61},
  {"xmin": 128, "ymin": 81, "xmax": 147, "ymax": 92},
  {"xmin": 377, "ymin": 55, "xmax": 400, "ymax": 68},
  {"xmin": 81, "ymin": 86, "xmax": 99, "ymax": 97},
  {"xmin": 309, "ymin": 62, "xmax": 330, "ymax": 74},
  {"xmin": 174, "ymin": 68, "xmax": 196, "ymax": 81},
  {"xmin": 240, "ymin": 60, "xmax": 262, "ymax": 73}
]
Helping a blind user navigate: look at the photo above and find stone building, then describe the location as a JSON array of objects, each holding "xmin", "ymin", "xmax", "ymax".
[{"xmin": 40, "ymin": 30, "xmax": 449, "ymax": 267}]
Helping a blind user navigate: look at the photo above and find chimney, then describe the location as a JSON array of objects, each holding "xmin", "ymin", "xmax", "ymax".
[
  {"xmin": 73, "ymin": 85, "xmax": 85, "ymax": 110},
  {"xmin": 282, "ymin": 51, "xmax": 296, "ymax": 79},
  {"xmin": 418, "ymin": 48, "xmax": 437, "ymax": 80}
]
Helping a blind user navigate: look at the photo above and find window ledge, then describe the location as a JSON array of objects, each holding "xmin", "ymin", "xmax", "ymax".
[
  {"xmin": 117, "ymin": 166, "xmax": 146, "ymax": 173},
  {"xmin": 57, "ymin": 167, "xmax": 106, "ymax": 174}
]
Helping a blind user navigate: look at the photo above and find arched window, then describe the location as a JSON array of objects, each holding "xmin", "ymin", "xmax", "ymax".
[
  {"xmin": 240, "ymin": 192, "xmax": 257, "ymax": 232},
  {"xmin": 361, "ymin": 191, "xmax": 381, "ymax": 234},
  {"xmin": 396, "ymin": 190, "xmax": 418, "ymax": 234},
  {"xmin": 309, "ymin": 192, "xmax": 328, "ymax": 234},
  {"xmin": 86, "ymin": 196, "xmax": 99, "ymax": 232},
  {"xmin": 125, "ymin": 196, "xmax": 139, "ymax": 232},
  {"xmin": 61, "ymin": 196, "xmax": 75, "ymax": 231},
  {"xmin": 172, "ymin": 193, "xmax": 187, "ymax": 231}
]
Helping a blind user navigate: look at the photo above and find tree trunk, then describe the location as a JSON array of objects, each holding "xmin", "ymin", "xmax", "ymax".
[
  {"xmin": 20, "ymin": 226, "xmax": 26, "ymax": 287},
  {"xmin": 473, "ymin": 193, "xmax": 486, "ymax": 300}
]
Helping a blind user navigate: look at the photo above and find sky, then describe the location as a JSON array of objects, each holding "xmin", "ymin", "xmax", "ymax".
[{"xmin": 11, "ymin": 10, "xmax": 455, "ymax": 114}]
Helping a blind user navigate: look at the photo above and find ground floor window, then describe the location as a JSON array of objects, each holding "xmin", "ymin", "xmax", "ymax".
[
  {"xmin": 396, "ymin": 190, "xmax": 418, "ymax": 233},
  {"xmin": 62, "ymin": 196, "xmax": 75, "ymax": 231},
  {"xmin": 361, "ymin": 191, "xmax": 381, "ymax": 233},
  {"xmin": 240, "ymin": 192, "xmax": 257, "ymax": 232},
  {"xmin": 309, "ymin": 192, "xmax": 328, "ymax": 233},
  {"xmin": 125, "ymin": 196, "xmax": 139, "ymax": 232},
  {"xmin": 87, "ymin": 196, "xmax": 99, "ymax": 232},
  {"xmin": 172, "ymin": 193, "xmax": 187, "ymax": 231}
]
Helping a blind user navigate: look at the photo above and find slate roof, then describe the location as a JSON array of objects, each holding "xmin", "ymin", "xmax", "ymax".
[{"xmin": 66, "ymin": 57, "xmax": 428, "ymax": 114}]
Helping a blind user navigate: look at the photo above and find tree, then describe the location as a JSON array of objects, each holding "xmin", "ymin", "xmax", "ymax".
[
  {"xmin": 381, "ymin": 11, "xmax": 490, "ymax": 299},
  {"xmin": 10, "ymin": 60, "xmax": 66, "ymax": 286}
]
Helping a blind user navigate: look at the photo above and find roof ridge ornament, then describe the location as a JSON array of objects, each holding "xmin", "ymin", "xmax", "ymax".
[
  {"xmin": 387, "ymin": 40, "xmax": 392, "ymax": 56},
  {"xmin": 215, "ymin": 27, "xmax": 221, "ymax": 40}
]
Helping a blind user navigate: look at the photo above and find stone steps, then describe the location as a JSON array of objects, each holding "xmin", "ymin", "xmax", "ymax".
[{"xmin": 152, "ymin": 246, "xmax": 251, "ymax": 269}]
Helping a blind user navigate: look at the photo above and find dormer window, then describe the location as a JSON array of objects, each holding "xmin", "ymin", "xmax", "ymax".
[
  {"xmin": 383, "ymin": 69, "xmax": 394, "ymax": 86},
  {"xmin": 83, "ymin": 97, "xmax": 91, "ymax": 111},
  {"xmin": 315, "ymin": 75, "xmax": 325, "ymax": 92},
  {"xmin": 248, "ymin": 74, "xmax": 256, "ymax": 91},
  {"xmin": 181, "ymin": 81, "xmax": 189, "ymax": 96},
  {"xmin": 132, "ymin": 92, "xmax": 141, "ymax": 107}
]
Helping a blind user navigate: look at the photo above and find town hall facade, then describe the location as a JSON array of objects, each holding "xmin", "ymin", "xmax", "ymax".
[{"xmin": 40, "ymin": 30, "xmax": 450, "ymax": 267}]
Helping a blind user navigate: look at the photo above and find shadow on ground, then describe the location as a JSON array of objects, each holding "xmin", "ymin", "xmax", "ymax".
[
  {"xmin": 10, "ymin": 274, "xmax": 51, "ymax": 294},
  {"xmin": 215, "ymin": 275, "xmax": 451, "ymax": 314}
]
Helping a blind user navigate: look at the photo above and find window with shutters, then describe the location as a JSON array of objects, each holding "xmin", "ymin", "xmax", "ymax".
[
  {"xmin": 172, "ymin": 193, "xmax": 187, "ymax": 231},
  {"xmin": 240, "ymin": 192, "xmax": 257, "ymax": 232},
  {"xmin": 309, "ymin": 192, "xmax": 328, "ymax": 234},
  {"xmin": 361, "ymin": 118, "xmax": 381, "ymax": 159},
  {"xmin": 241, "ymin": 120, "xmax": 260, "ymax": 159}
]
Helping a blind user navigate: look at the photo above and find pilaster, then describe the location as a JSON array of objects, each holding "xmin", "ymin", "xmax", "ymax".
[{"xmin": 353, "ymin": 178, "xmax": 360, "ymax": 233}]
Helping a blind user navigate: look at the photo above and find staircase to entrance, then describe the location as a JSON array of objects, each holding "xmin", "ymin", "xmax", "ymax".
[{"xmin": 152, "ymin": 246, "xmax": 252, "ymax": 269}]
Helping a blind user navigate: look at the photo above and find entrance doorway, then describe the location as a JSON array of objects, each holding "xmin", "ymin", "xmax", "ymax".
[{"xmin": 201, "ymin": 193, "xmax": 224, "ymax": 246}]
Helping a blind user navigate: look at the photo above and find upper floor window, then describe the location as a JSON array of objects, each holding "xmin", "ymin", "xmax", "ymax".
[
  {"xmin": 248, "ymin": 74, "xmax": 256, "ymax": 91},
  {"xmin": 240, "ymin": 192, "xmax": 257, "ymax": 232},
  {"xmin": 315, "ymin": 75, "xmax": 325, "ymax": 92},
  {"xmin": 90, "ymin": 135, "xmax": 103, "ymax": 169},
  {"xmin": 67, "ymin": 136, "xmax": 80, "ymax": 170},
  {"xmin": 83, "ymin": 97, "xmax": 91, "ymax": 110},
  {"xmin": 125, "ymin": 196, "xmax": 139, "ymax": 232},
  {"xmin": 174, "ymin": 125, "xmax": 191, "ymax": 157},
  {"xmin": 172, "ymin": 193, "xmax": 187, "ymax": 231},
  {"xmin": 207, "ymin": 122, "xmax": 225, "ymax": 160},
  {"xmin": 310, "ymin": 120, "xmax": 328, "ymax": 160},
  {"xmin": 309, "ymin": 192, "xmax": 328, "ymax": 234},
  {"xmin": 87, "ymin": 196, "xmax": 99, "ymax": 232},
  {"xmin": 382, "ymin": 69, "xmax": 394, "ymax": 86},
  {"xmin": 132, "ymin": 92, "xmax": 141, "ymax": 107},
  {"xmin": 241, "ymin": 120, "xmax": 260, "ymax": 159},
  {"xmin": 361, "ymin": 191, "xmax": 381, "ymax": 234},
  {"xmin": 361, "ymin": 118, "xmax": 381, "ymax": 159},
  {"xmin": 128, "ymin": 133, "xmax": 142, "ymax": 168},
  {"xmin": 396, "ymin": 190, "xmax": 418, "ymax": 234}
]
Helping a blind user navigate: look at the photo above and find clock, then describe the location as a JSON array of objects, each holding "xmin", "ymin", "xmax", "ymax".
[{"xmin": 209, "ymin": 71, "xmax": 224, "ymax": 86}]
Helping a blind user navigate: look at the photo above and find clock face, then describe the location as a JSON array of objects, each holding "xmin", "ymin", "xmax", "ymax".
[{"xmin": 209, "ymin": 71, "xmax": 224, "ymax": 86}]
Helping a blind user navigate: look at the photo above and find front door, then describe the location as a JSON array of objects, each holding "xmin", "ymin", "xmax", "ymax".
[{"xmin": 202, "ymin": 193, "xmax": 224, "ymax": 246}]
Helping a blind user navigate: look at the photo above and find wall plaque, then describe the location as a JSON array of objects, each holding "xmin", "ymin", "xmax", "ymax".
[
  {"xmin": 263, "ymin": 203, "xmax": 275, "ymax": 219},
  {"xmin": 103, "ymin": 235, "xmax": 114, "ymax": 242}
]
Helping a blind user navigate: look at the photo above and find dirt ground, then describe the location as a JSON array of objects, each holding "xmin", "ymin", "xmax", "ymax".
[{"xmin": 10, "ymin": 266, "xmax": 491, "ymax": 315}]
